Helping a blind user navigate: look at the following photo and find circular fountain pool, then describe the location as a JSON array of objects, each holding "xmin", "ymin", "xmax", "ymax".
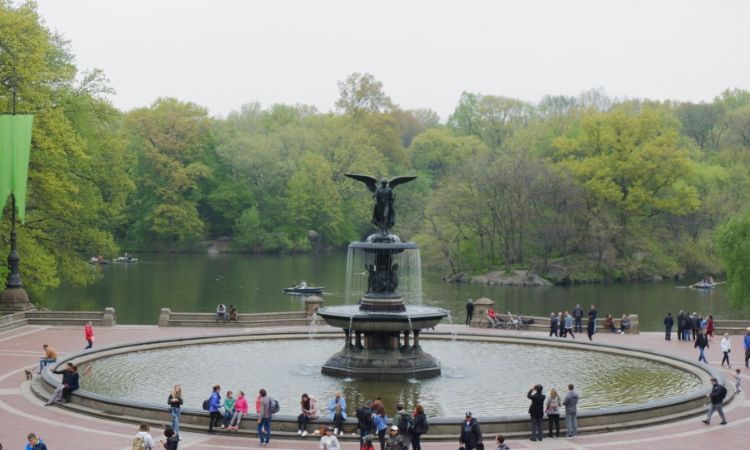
[{"xmin": 77, "ymin": 335, "xmax": 702, "ymax": 417}]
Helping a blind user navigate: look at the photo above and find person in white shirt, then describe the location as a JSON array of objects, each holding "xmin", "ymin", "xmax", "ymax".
[
  {"xmin": 134, "ymin": 423, "xmax": 156, "ymax": 450},
  {"xmin": 721, "ymin": 333, "xmax": 732, "ymax": 368},
  {"xmin": 319, "ymin": 426, "xmax": 341, "ymax": 450}
]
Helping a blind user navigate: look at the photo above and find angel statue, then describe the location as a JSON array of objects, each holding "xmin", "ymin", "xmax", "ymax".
[{"xmin": 344, "ymin": 174, "xmax": 417, "ymax": 234}]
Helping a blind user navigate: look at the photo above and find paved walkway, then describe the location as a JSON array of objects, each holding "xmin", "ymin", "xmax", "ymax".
[{"xmin": 0, "ymin": 323, "xmax": 748, "ymax": 449}]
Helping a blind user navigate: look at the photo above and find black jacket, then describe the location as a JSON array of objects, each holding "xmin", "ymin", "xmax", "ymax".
[
  {"xmin": 527, "ymin": 390, "xmax": 546, "ymax": 418},
  {"xmin": 54, "ymin": 368, "xmax": 79, "ymax": 391},
  {"xmin": 459, "ymin": 418, "xmax": 482, "ymax": 449},
  {"xmin": 709, "ymin": 383, "xmax": 727, "ymax": 405},
  {"xmin": 168, "ymin": 393, "xmax": 183, "ymax": 408},
  {"xmin": 695, "ymin": 334, "xmax": 709, "ymax": 349},
  {"xmin": 664, "ymin": 315, "xmax": 674, "ymax": 328}
]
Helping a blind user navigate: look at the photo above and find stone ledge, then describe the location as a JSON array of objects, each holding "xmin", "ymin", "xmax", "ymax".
[{"xmin": 35, "ymin": 328, "xmax": 726, "ymax": 438}]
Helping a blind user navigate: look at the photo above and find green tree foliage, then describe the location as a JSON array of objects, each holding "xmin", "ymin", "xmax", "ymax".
[
  {"xmin": 0, "ymin": 1, "xmax": 130, "ymax": 294},
  {"xmin": 716, "ymin": 210, "xmax": 750, "ymax": 306},
  {"xmin": 335, "ymin": 72, "xmax": 393, "ymax": 118},
  {"xmin": 123, "ymin": 98, "xmax": 212, "ymax": 247}
]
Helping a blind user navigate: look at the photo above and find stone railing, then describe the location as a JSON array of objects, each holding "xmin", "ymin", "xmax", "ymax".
[
  {"xmin": 0, "ymin": 307, "xmax": 116, "ymax": 332},
  {"xmin": 158, "ymin": 295, "xmax": 324, "ymax": 327},
  {"xmin": 712, "ymin": 319, "xmax": 750, "ymax": 335}
]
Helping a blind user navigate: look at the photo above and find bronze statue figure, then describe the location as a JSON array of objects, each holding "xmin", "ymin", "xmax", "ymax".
[{"xmin": 344, "ymin": 174, "xmax": 417, "ymax": 234}]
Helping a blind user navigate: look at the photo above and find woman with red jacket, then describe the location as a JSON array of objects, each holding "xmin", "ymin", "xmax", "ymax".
[{"xmin": 84, "ymin": 321, "xmax": 95, "ymax": 349}]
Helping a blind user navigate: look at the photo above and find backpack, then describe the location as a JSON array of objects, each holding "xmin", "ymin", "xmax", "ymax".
[
  {"xmin": 202, "ymin": 399, "xmax": 209, "ymax": 410},
  {"xmin": 717, "ymin": 385, "xmax": 728, "ymax": 402},
  {"xmin": 131, "ymin": 435, "xmax": 146, "ymax": 450},
  {"xmin": 396, "ymin": 411, "xmax": 413, "ymax": 435},
  {"xmin": 269, "ymin": 397, "xmax": 280, "ymax": 414},
  {"xmin": 356, "ymin": 406, "xmax": 374, "ymax": 429}
]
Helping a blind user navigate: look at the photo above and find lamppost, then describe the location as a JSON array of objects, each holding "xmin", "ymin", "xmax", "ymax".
[{"xmin": 0, "ymin": 54, "xmax": 33, "ymax": 311}]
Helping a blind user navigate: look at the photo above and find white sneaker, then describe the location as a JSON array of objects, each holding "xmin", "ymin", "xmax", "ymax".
[
  {"xmin": 302, "ymin": 431, "xmax": 308, "ymax": 437},
  {"xmin": 297, "ymin": 430, "xmax": 302, "ymax": 435},
  {"xmin": 334, "ymin": 428, "xmax": 338, "ymax": 435},
  {"xmin": 339, "ymin": 431, "xmax": 344, "ymax": 436}
]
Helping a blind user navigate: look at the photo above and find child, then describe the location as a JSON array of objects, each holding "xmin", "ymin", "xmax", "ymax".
[
  {"xmin": 361, "ymin": 434, "xmax": 375, "ymax": 450},
  {"xmin": 735, "ymin": 369, "xmax": 742, "ymax": 394},
  {"xmin": 496, "ymin": 434, "xmax": 510, "ymax": 450}
]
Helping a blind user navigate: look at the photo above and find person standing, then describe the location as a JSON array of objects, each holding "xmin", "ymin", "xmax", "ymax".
[
  {"xmin": 374, "ymin": 406, "xmax": 388, "ymax": 450},
  {"xmin": 695, "ymin": 329, "xmax": 709, "ymax": 363},
  {"xmin": 527, "ymin": 384, "xmax": 545, "ymax": 442},
  {"xmin": 549, "ymin": 313, "xmax": 559, "ymax": 337},
  {"xmin": 744, "ymin": 327, "xmax": 750, "ymax": 368},
  {"xmin": 133, "ymin": 423, "xmax": 156, "ymax": 450},
  {"xmin": 563, "ymin": 311, "xmax": 575, "ymax": 339},
  {"xmin": 25, "ymin": 433, "xmax": 47, "ymax": 450},
  {"xmin": 664, "ymin": 313, "xmax": 673, "ymax": 341},
  {"xmin": 563, "ymin": 384, "xmax": 578, "ymax": 437},
  {"xmin": 691, "ymin": 313, "xmax": 700, "ymax": 341},
  {"xmin": 701, "ymin": 377, "xmax": 728, "ymax": 425},
  {"xmin": 588, "ymin": 305, "xmax": 597, "ymax": 333},
  {"xmin": 706, "ymin": 314, "xmax": 715, "ymax": 339},
  {"xmin": 328, "ymin": 391, "xmax": 347, "ymax": 436},
  {"xmin": 160, "ymin": 427, "xmax": 179, "ymax": 450},
  {"xmin": 38, "ymin": 344, "xmax": 57, "ymax": 374},
  {"xmin": 720, "ymin": 333, "xmax": 732, "ymax": 368},
  {"xmin": 459, "ymin": 411, "xmax": 482, "ymax": 450},
  {"xmin": 392, "ymin": 403, "xmax": 411, "ymax": 442},
  {"xmin": 208, "ymin": 385, "xmax": 222, "ymax": 434},
  {"xmin": 257, "ymin": 388, "xmax": 272, "ymax": 446},
  {"xmin": 167, "ymin": 384, "xmax": 183, "ymax": 435},
  {"xmin": 320, "ymin": 426, "xmax": 341, "ymax": 450},
  {"xmin": 572, "ymin": 304, "xmax": 583, "ymax": 333},
  {"xmin": 466, "ymin": 298, "xmax": 474, "ymax": 325},
  {"xmin": 411, "ymin": 404, "xmax": 428, "ymax": 450},
  {"xmin": 84, "ymin": 321, "xmax": 95, "ymax": 349},
  {"xmin": 356, "ymin": 399, "xmax": 375, "ymax": 444},
  {"xmin": 586, "ymin": 317, "xmax": 595, "ymax": 341},
  {"xmin": 545, "ymin": 388, "xmax": 561, "ymax": 438},
  {"xmin": 677, "ymin": 311, "xmax": 685, "ymax": 341}
]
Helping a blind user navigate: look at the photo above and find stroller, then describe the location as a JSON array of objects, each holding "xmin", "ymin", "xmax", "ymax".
[{"xmin": 506, "ymin": 311, "xmax": 530, "ymax": 330}]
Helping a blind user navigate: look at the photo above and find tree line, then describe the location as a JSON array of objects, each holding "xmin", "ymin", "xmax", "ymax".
[{"xmin": 2, "ymin": 2, "xmax": 750, "ymax": 305}]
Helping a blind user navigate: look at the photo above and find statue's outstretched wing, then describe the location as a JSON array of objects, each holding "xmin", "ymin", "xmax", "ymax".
[
  {"xmin": 388, "ymin": 176, "xmax": 417, "ymax": 189},
  {"xmin": 344, "ymin": 173, "xmax": 378, "ymax": 193}
]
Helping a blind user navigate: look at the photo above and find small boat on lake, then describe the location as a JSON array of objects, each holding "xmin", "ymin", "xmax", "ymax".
[
  {"xmin": 283, "ymin": 282, "xmax": 323, "ymax": 295},
  {"xmin": 113, "ymin": 255, "xmax": 138, "ymax": 263},
  {"xmin": 691, "ymin": 281, "xmax": 715, "ymax": 289}
]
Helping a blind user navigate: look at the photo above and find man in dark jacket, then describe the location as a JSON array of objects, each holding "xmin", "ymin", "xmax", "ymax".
[
  {"xmin": 459, "ymin": 411, "xmax": 482, "ymax": 450},
  {"xmin": 695, "ymin": 329, "xmax": 709, "ymax": 363},
  {"xmin": 527, "ymin": 384, "xmax": 546, "ymax": 442},
  {"xmin": 691, "ymin": 313, "xmax": 701, "ymax": 341},
  {"xmin": 356, "ymin": 400, "xmax": 374, "ymax": 444},
  {"xmin": 465, "ymin": 299, "xmax": 474, "ymax": 325},
  {"xmin": 572, "ymin": 304, "xmax": 583, "ymax": 333},
  {"xmin": 664, "ymin": 312, "xmax": 674, "ymax": 341},
  {"xmin": 588, "ymin": 305, "xmax": 597, "ymax": 333},
  {"xmin": 702, "ymin": 377, "xmax": 728, "ymax": 425},
  {"xmin": 549, "ymin": 313, "xmax": 559, "ymax": 337},
  {"xmin": 677, "ymin": 310, "xmax": 685, "ymax": 341}
]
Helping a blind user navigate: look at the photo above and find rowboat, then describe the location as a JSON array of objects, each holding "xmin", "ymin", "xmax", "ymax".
[{"xmin": 283, "ymin": 286, "xmax": 324, "ymax": 295}]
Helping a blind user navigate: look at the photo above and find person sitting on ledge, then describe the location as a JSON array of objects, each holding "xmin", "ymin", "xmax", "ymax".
[
  {"xmin": 228, "ymin": 304, "xmax": 238, "ymax": 321},
  {"xmin": 216, "ymin": 304, "xmax": 227, "ymax": 321},
  {"xmin": 38, "ymin": 344, "xmax": 57, "ymax": 374},
  {"xmin": 618, "ymin": 314, "xmax": 631, "ymax": 334},
  {"xmin": 603, "ymin": 314, "xmax": 616, "ymax": 333}
]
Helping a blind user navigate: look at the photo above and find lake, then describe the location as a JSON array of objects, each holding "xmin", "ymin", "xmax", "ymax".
[{"xmin": 37, "ymin": 252, "xmax": 735, "ymax": 330}]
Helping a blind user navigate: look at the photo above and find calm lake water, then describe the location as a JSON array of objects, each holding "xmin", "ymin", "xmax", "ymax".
[{"xmin": 38, "ymin": 252, "xmax": 736, "ymax": 330}]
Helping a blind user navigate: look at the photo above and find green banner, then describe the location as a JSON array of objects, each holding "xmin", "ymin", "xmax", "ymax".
[{"xmin": 0, "ymin": 115, "xmax": 34, "ymax": 223}]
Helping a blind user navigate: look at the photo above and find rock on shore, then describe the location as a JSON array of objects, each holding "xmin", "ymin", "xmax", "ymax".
[{"xmin": 470, "ymin": 270, "xmax": 553, "ymax": 287}]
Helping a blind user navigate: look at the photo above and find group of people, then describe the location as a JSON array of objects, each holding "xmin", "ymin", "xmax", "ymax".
[
  {"xmin": 664, "ymin": 311, "xmax": 714, "ymax": 342},
  {"xmin": 215, "ymin": 304, "xmax": 238, "ymax": 321},
  {"xmin": 459, "ymin": 384, "xmax": 580, "ymax": 447},
  {"xmin": 204, "ymin": 385, "xmax": 255, "ymax": 439}
]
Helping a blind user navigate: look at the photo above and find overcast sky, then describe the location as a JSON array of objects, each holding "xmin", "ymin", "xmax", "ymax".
[{"xmin": 34, "ymin": 0, "xmax": 750, "ymax": 120}]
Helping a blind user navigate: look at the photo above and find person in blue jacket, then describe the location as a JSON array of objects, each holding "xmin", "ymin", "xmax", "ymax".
[
  {"xmin": 25, "ymin": 433, "xmax": 47, "ymax": 450},
  {"xmin": 208, "ymin": 385, "xmax": 222, "ymax": 434}
]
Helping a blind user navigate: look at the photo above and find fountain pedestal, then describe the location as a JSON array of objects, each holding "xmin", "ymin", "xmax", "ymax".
[{"xmin": 318, "ymin": 235, "xmax": 447, "ymax": 380}]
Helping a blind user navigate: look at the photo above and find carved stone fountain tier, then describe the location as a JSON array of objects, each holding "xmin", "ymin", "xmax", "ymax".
[{"xmin": 317, "ymin": 235, "xmax": 447, "ymax": 379}]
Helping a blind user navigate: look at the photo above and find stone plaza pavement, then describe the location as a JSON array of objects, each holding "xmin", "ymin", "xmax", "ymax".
[{"xmin": 0, "ymin": 322, "xmax": 748, "ymax": 449}]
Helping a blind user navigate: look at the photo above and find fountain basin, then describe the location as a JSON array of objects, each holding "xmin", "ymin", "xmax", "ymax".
[{"xmin": 316, "ymin": 304, "xmax": 448, "ymax": 332}]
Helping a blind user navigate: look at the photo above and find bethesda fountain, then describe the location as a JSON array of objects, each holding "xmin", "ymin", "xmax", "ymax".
[{"xmin": 316, "ymin": 174, "xmax": 448, "ymax": 380}]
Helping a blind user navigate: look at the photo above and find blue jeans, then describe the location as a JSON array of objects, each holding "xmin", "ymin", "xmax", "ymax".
[
  {"xmin": 258, "ymin": 417, "xmax": 271, "ymax": 443},
  {"xmin": 39, "ymin": 358, "xmax": 56, "ymax": 373},
  {"xmin": 171, "ymin": 407, "xmax": 180, "ymax": 434},
  {"xmin": 698, "ymin": 347, "xmax": 708, "ymax": 363},
  {"xmin": 565, "ymin": 411, "xmax": 577, "ymax": 436}
]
